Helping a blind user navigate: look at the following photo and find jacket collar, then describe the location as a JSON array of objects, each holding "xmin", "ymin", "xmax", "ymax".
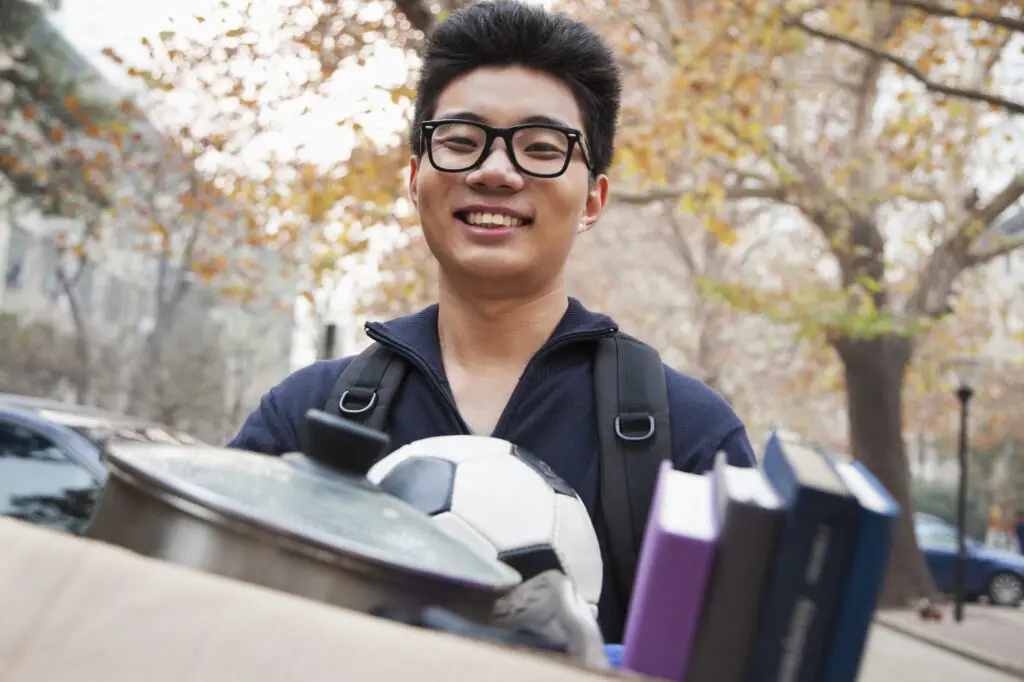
[{"xmin": 364, "ymin": 297, "xmax": 618, "ymax": 385}]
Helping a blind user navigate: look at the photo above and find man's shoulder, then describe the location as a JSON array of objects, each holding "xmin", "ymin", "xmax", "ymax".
[
  {"xmin": 660, "ymin": 363, "xmax": 756, "ymax": 470},
  {"xmin": 661, "ymin": 364, "xmax": 739, "ymax": 425},
  {"xmin": 273, "ymin": 355, "xmax": 356, "ymax": 399}
]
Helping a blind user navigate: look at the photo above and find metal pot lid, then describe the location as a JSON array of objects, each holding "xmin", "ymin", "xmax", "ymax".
[{"xmin": 103, "ymin": 443, "xmax": 521, "ymax": 591}]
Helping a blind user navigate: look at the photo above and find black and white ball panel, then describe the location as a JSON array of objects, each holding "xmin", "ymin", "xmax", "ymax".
[
  {"xmin": 374, "ymin": 457, "xmax": 455, "ymax": 516},
  {"xmin": 498, "ymin": 544, "xmax": 564, "ymax": 578},
  {"xmin": 511, "ymin": 444, "xmax": 577, "ymax": 497}
]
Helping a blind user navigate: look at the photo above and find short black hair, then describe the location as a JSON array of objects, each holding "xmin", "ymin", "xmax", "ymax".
[{"xmin": 410, "ymin": 0, "xmax": 622, "ymax": 176}]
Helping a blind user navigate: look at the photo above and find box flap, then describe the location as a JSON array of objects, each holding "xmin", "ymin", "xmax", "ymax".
[{"xmin": 0, "ymin": 518, "xmax": 636, "ymax": 682}]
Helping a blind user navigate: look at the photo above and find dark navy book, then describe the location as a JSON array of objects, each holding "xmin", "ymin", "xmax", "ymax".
[
  {"xmin": 746, "ymin": 433, "xmax": 860, "ymax": 682},
  {"xmin": 819, "ymin": 458, "xmax": 900, "ymax": 682}
]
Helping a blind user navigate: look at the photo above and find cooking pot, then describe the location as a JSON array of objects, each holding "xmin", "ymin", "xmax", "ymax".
[{"xmin": 86, "ymin": 409, "xmax": 521, "ymax": 624}]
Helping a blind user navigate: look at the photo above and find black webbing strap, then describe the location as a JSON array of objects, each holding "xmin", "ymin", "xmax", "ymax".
[
  {"xmin": 324, "ymin": 343, "xmax": 407, "ymax": 435},
  {"xmin": 595, "ymin": 333, "xmax": 673, "ymax": 640}
]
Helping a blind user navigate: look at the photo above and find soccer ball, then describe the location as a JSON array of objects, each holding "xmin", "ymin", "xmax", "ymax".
[{"xmin": 366, "ymin": 435, "xmax": 603, "ymax": 612}]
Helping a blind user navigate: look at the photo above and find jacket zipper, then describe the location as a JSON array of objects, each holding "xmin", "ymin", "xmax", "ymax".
[
  {"xmin": 366, "ymin": 324, "xmax": 616, "ymax": 436},
  {"xmin": 364, "ymin": 324, "xmax": 472, "ymax": 433},
  {"xmin": 490, "ymin": 327, "xmax": 617, "ymax": 438}
]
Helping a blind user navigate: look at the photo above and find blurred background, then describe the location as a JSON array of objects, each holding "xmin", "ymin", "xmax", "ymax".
[{"xmin": 1, "ymin": 0, "xmax": 1023, "ymax": 616}]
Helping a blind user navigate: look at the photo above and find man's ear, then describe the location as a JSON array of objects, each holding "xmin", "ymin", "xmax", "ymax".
[
  {"xmin": 578, "ymin": 174, "xmax": 609, "ymax": 233},
  {"xmin": 408, "ymin": 156, "xmax": 420, "ymax": 209}
]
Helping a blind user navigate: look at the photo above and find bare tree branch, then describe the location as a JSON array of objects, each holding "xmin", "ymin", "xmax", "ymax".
[
  {"xmin": 907, "ymin": 172, "xmax": 1024, "ymax": 318},
  {"xmin": 789, "ymin": 18, "xmax": 1024, "ymax": 116},
  {"xmin": 969, "ymin": 231, "xmax": 1024, "ymax": 266},
  {"xmin": 965, "ymin": 173, "xmax": 1024, "ymax": 266},
  {"xmin": 962, "ymin": 172, "xmax": 1024, "ymax": 243},
  {"xmin": 661, "ymin": 204, "xmax": 698, "ymax": 276},
  {"xmin": 650, "ymin": 0, "xmax": 682, "ymax": 43},
  {"xmin": 613, "ymin": 183, "xmax": 786, "ymax": 204},
  {"xmin": 630, "ymin": 18, "xmax": 674, "ymax": 64},
  {"xmin": 888, "ymin": 0, "xmax": 1024, "ymax": 33}
]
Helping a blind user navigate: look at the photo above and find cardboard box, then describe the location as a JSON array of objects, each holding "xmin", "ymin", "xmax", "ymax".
[{"xmin": 0, "ymin": 518, "xmax": 634, "ymax": 682}]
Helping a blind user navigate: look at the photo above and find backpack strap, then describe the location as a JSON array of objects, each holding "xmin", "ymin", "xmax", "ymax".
[
  {"xmin": 594, "ymin": 333, "xmax": 673, "ymax": 634},
  {"xmin": 324, "ymin": 343, "xmax": 408, "ymax": 435}
]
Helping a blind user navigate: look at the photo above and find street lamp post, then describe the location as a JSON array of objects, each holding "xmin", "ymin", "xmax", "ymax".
[{"xmin": 945, "ymin": 356, "xmax": 984, "ymax": 624}]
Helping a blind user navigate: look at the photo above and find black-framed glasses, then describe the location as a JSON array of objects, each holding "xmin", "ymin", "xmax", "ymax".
[{"xmin": 420, "ymin": 119, "xmax": 593, "ymax": 178}]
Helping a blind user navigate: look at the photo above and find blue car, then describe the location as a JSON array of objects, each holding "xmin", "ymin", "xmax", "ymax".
[
  {"xmin": 915, "ymin": 512, "xmax": 1024, "ymax": 607},
  {"xmin": 0, "ymin": 394, "xmax": 202, "ymax": 535}
]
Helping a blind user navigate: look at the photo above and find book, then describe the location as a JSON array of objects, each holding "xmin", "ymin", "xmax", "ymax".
[
  {"xmin": 819, "ymin": 458, "xmax": 900, "ymax": 682},
  {"xmin": 746, "ymin": 433, "xmax": 860, "ymax": 682},
  {"xmin": 622, "ymin": 460, "xmax": 719, "ymax": 682},
  {"xmin": 686, "ymin": 452, "xmax": 784, "ymax": 682}
]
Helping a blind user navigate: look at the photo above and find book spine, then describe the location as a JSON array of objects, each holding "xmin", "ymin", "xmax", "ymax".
[
  {"xmin": 746, "ymin": 492, "xmax": 857, "ymax": 682},
  {"xmin": 686, "ymin": 504, "xmax": 782, "ymax": 682},
  {"xmin": 791, "ymin": 493, "xmax": 858, "ymax": 682}
]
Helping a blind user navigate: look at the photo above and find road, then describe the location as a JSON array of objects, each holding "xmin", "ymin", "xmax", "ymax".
[
  {"xmin": 860, "ymin": 621, "xmax": 1023, "ymax": 682},
  {"xmin": 1001, "ymin": 605, "xmax": 1024, "ymax": 627}
]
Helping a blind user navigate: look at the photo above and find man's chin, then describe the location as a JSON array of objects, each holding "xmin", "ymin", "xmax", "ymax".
[{"xmin": 443, "ymin": 252, "xmax": 537, "ymax": 290}]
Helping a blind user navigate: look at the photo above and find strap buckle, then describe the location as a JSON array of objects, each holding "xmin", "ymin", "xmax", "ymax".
[
  {"xmin": 338, "ymin": 389, "xmax": 378, "ymax": 415},
  {"xmin": 614, "ymin": 412, "xmax": 656, "ymax": 442}
]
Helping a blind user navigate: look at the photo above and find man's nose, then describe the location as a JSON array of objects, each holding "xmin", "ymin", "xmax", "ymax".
[{"xmin": 466, "ymin": 141, "xmax": 524, "ymax": 190}]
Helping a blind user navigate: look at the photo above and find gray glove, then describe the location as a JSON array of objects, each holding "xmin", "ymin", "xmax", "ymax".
[{"xmin": 490, "ymin": 569, "xmax": 609, "ymax": 670}]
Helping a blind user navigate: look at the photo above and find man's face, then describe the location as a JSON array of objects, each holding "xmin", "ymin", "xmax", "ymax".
[{"xmin": 409, "ymin": 66, "xmax": 608, "ymax": 295}]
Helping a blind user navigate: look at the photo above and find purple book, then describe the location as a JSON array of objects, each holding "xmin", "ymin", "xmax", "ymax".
[{"xmin": 622, "ymin": 460, "xmax": 719, "ymax": 682}]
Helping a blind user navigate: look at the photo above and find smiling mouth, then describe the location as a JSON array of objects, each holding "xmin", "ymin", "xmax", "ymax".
[{"xmin": 454, "ymin": 211, "xmax": 533, "ymax": 229}]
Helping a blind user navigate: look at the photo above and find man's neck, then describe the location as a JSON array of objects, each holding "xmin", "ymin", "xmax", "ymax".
[{"xmin": 437, "ymin": 278, "xmax": 570, "ymax": 371}]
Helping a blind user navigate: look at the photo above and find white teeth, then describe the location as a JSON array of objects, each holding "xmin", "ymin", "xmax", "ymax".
[{"xmin": 464, "ymin": 211, "xmax": 526, "ymax": 228}]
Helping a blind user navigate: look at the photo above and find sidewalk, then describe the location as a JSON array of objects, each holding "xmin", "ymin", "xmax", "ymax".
[
  {"xmin": 860, "ymin": 626, "xmax": 1022, "ymax": 682},
  {"xmin": 874, "ymin": 605, "xmax": 1024, "ymax": 679}
]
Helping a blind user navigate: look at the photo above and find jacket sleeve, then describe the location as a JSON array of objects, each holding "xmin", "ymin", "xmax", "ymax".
[
  {"xmin": 226, "ymin": 387, "xmax": 300, "ymax": 455},
  {"xmin": 226, "ymin": 358, "xmax": 354, "ymax": 456}
]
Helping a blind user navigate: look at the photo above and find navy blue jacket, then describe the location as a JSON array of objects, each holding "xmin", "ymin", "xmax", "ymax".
[{"xmin": 229, "ymin": 298, "xmax": 756, "ymax": 639}]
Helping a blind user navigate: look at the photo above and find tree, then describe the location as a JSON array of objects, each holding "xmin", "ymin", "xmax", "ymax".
[
  {"xmin": 1, "ymin": 1, "xmax": 130, "ymax": 402},
  {"xmin": 0, "ymin": 311, "xmax": 86, "ymax": 397},
  {"xmin": 579, "ymin": 0, "xmax": 1024, "ymax": 606},
  {"xmin": 0, "ymin": 1, "xmax": 121, "ymax": 218}
]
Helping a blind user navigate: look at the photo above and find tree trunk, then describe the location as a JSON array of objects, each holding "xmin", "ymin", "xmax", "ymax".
[
  {"xmin": 834, "ymin": 333, "xmax": 936, "ymax": 608},
  {"xmin": 58, "ymin": 270, "xmax": 92, "ymax": 405}
]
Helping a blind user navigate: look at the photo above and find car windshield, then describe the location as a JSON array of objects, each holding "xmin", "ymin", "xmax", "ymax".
[{"xmin": 915, "ymin": 518, "xmax": 982, "ymax": 551}]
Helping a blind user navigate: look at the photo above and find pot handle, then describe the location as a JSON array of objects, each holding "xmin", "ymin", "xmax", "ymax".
[{"xmin": 296, "ymin": 409, "xmax": 391, "ymax": 478}]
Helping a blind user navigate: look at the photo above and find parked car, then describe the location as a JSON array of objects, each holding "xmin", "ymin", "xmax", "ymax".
[
  {"xmin": 915, "ymin": 512, "xmax": 1024, "ymax": 607},
  {"xmin": 0, "ymin": 394, "xmax": 204, "ymax": 536}
]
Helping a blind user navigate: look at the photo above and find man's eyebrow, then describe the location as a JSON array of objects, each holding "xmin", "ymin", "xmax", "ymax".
[
  {"xmin": 519, "ymin": 114, "xmax": 574, "ymax": 128},
  {"xmin": 434, "ymin": 111, "xmax": 576, "ymax": 129},
  {"xmin": 435, "ymin": 110, "xmax": 488, "ymax": 123}
]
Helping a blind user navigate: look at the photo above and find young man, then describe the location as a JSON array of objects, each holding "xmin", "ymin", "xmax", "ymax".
[{"xmin": 229, "ymin": 0, "xmax": 756, "ymax": 641}]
